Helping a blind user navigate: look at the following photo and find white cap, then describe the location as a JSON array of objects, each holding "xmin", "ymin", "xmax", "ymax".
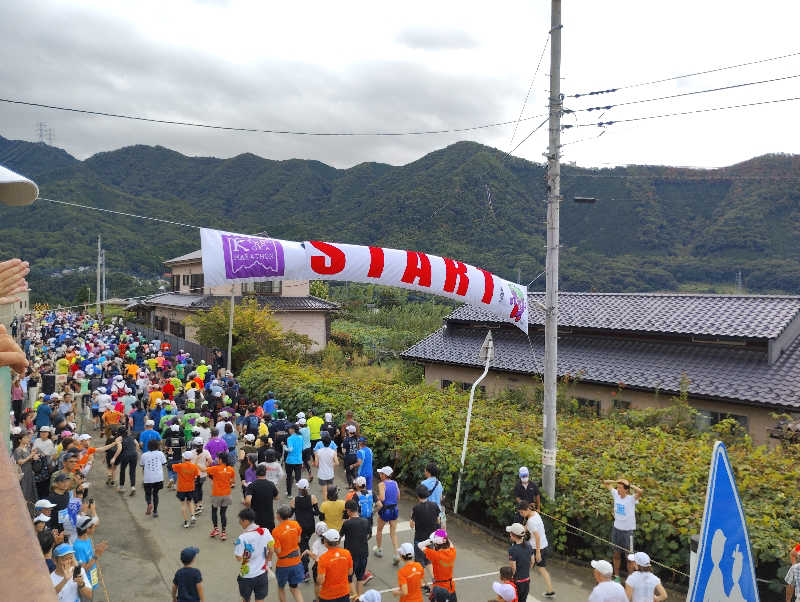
[
  {"xmin": 296, "ymin": 412, "xmax": 305, "ymax": 419},
  {"xmin": 505, "ymin": 523, "xmax": 526, "ymax": 537},
  {"xmin": 346, "ymin": 424, "xmax": 357, "ymax": 433},
  {"xmin": 377, "ymin": 466, "xmax": 393, "ymax": 476},
  {"xmin": 628, "ymin": 551, "xmax": 651, "ymax": 567},
  {"xmin": 145, "ymin": 420, "xmax": 155, "ymax": 426},
  {"xmin": 78, "ymin": 434, "xmax": 92, "ymax": 441},
  {"xmin": 591, "ymin": 559, "xmax": 614, "ymax": 575},
  {"xmin": 397, "ymin": 542, "xmax": 414, "ymax": 557},
  {"xmin": 35, "ymin": 499, "xmax": 57, "ymax": 509},
  {"xmin": 324, "ymin": 412, "xmax": 333, "ymax": 422},
  {"xmin": 296, "ymin": 478, "xmax": 309, "ymax": 489},
  {"xmin": 519, "ymin": 466, "xmax": 529, "ymax": 477},
  {"xmin": 98, "ymin": 387, "xmax": 106, "ymax": 393},
  {"xmin": 34, "ymin": 513, "xmax": 51, "ymax": 523},
  {"xmin": 359, "ymin": 590, "xmax": 382, "ymax": 602},
  {"xmin": 192, "ymin": 437, "xmax": 204, "ymax": 446},
  {"xmin": 297, "ymin": 418, "xmax": 306, "ymax": 425},
  {"xmin": 492, "ymin": 582, "xmax": 516, "ymax": 602},
  {"xmin": 182, "ymin": 450, "xmax": 194, "ymax": 460},
  {"xmin": 244, "ymin": 433, "xmax": 255, "ymax": 442},
  {"xmin": 354, "ymin": 476, "xmax": 367, "ymax": 487},
  {"xmin": 323, "ymin": 528, "xmax": 340, "ymax": 542},
  {"xmin": 315, "ymin": 521, "xmax": 329, "ymax": 535},
  {"xmin": 170, "ymin": 424, "xmax": 180, "ymax": 431}
]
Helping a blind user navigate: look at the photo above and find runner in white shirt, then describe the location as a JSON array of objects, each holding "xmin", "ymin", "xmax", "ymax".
[
  {"xmin": 140, "ymin": 439, "xmax": 167, "ymax": 517},
  {"xmin": 520, "ymin": 502, "xmax": 555, "ymax": 597},
  {"xmin": 313, "ymin": 436, "xmax": 339, "ymax": 500},
  {"xmin": 588, "ymin": 559, "xmax": 627, "ymax": 602},
  {"xmin": 234, "ymin": 508, "xmax": 274, "ymax": 602},
  {"xmin": 624, "ymin": 552, "xmax": 667, "ymax": 602}
]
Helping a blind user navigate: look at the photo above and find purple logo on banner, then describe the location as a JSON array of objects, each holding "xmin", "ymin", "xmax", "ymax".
[{"xmin": 221, "ymin": 234, "xmax": 285, "ymax": 279}]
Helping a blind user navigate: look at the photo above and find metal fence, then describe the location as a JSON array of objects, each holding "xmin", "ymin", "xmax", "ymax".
[{"xmin": 125, "ymin": 321, "xmax": 214, "ymax": 364}]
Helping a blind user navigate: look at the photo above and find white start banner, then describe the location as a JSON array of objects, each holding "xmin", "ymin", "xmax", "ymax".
[{"xmin": 200, "ymin": 228, "xmax": 529, "ymax": 332}]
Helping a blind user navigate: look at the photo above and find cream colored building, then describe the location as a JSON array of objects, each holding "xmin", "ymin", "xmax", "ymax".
[
  {"xmin": 0, "ymin": 290, "xmax": 30, "ymax": 332},
  {"xmin": 129, "ymin": 250, "xmax": 337, "ymax": 351},
  {"xmin": 402, "ymin": 292, "xmax": 800, "ymax": 446}
]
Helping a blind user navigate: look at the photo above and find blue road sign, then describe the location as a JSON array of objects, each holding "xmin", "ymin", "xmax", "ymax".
[{"xmin": 688, "ymin": 441, "xmax": 759, "ymax": 602}]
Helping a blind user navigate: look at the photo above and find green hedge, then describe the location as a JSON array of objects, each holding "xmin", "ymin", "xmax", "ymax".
[{"xmin": 239, "ymin": 357, "xmax": 798, "ymax": 591}]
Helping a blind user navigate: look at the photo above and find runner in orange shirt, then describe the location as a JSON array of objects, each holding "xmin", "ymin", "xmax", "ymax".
[
  {"xmin": 420, "ymin": 530, "xmax": 457, "ymax": 601},
  {"xmin": 173, "ymin": 451, "xmax": 200, "ymax": 528},
  {"xmin": 393, "ymin": 543, "xmax": 424, "ymax": 602},
  {"xmin": 272, "ymin": 506, "xmax": 305, "ymax": 602},
  {"xmin": 317, "ymin": 529, "xmax": 354, "ymax": 602},
  {"xmin": 207, "ymin": 452, "xmax": 236, "ymax": 541}
]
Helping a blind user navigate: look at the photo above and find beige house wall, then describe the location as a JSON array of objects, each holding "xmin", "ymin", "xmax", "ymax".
[
  {"xmin": 421, "ymin": 362, "xmax": 778, "ymax": 446},
  {"xmin": 168, "ymin": 260, "xmax": 309, "ymax": 298},
  {"xmin": 273, "ymin": 311, "xmax": 328, "ymax": 351},
  {"xmin": 0, "ymin": 291, "xmax": 30, "ymax": 330}
]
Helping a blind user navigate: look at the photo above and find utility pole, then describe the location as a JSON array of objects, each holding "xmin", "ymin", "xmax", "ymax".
[
  {"xmin": 542, "ymin": 0, "xmax": 562, "ymax": 501},
  {"xmin": 96, "ymin": 235, "xmax": 102, "ymax": 317},
  {"xmin": 227, "ymin": 285, "xmax": 235, "ymax": 373},
  {"xmin": 101, "ymin": 249, "xmax": 107, "ymax": 304}
]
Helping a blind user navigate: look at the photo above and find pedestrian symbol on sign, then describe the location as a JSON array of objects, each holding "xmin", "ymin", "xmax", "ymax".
[{"xmin": 688, "ymin": 441, "xmax": 759, "ymax": 602}]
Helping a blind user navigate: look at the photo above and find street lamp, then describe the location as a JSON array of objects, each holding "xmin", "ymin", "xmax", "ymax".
[{"xmin": 453, "ymin": 329, "xmax": 495, "ymax": 515}]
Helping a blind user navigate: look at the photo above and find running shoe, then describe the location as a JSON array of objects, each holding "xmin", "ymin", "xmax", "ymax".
[
  {"xmin": 153, "ymin": 511, "xmax": 158, "ymax": 517},
  {"xmin": 372, "ymin": 546, "xmax": 383, "ymax": 558},
  {"xmin": 167, "ymin": 480, "xmax": 174, "ymax": 489},
  {"xmin": 209, "ymin": 528, "xmax": 220, "ymax": 538},
  {"xmin": 543, "ymin": 592, "xmax": 555, "ymax": 598},
  {"xmin": 183, "ymin": 521, "xmax": 189, "ymax": 528},
  {"xmin": 392, "ymin": 555, "xmax": 400, "ymax": 566},
  {"xmin": 129, "ymin": 487, "xmax": 136, "ymax": 497},
  {"xmin": 363, "ymin": 571, "xmax": 374, "ymax": 585},
  {"xmin": 195, "ymin": 505, "xmax": 203, "ymax": 514},
  {"xmin": 422, "ymin": 585, "xmax": 431, "ymax": 594},
  {"xmin": 190, "ymin": 514, "xmax": 197, "ymax": 524},
  {"xmin": 145, "ymin": 504, "xmax": 152, "ymax": 515},
  {"xmin": 303, "ymin": 572, "xmax": 311, "ymax": 583},
  {"xmin": 117, "ymin": 487, "xmax": 124, "ymax": 493},
  {"xmin": 220, "ymin": 531, "xmax": 227, "ymax": 541}
]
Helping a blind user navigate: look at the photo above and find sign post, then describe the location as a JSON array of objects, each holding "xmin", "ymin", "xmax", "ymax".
[{"xmin": 688, "ymin": 441, "xmax": 759, "ymax": 601}]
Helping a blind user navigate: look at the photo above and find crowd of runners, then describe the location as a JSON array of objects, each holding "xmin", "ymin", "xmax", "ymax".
[{"xmin": 7, "ymin": 309, "xmax": 675, "ymax": 602}]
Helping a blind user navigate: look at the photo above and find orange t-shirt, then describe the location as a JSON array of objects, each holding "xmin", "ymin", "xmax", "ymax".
[
  {"xmin": 207, "ymin": 464, "xmax": 235, "ymax": 497},
  {"xmin": 103, "ymin": 410, "xmax": 122, "ymax": 425},
  {"xmin": 318, "ymin": 547, "xmax": 353, "ymax": 599},
  {"xmin": 271, "ymin": 520, "xmax": 302, "ymax": 567},
  {"xmin": 424, "ymin": 547, "xmax": 457, "ymax": 592},
  {"xmin": 174, "ymin": 461, "xmax": 200, "ymax": 492},
  {"xmin": 398, "ymin": 562, "xmax": 425, "ymax": 602},
  {"xmin": 77, "ymin": 448, "xmax": 97, "ymax": 469},
  {"xmin": 148, "ymin": 391, "xmax": 164, "ymax": 409},
  {"xmin": 126, "ymin": 364, "xmax": 139, "ymax": 378}
]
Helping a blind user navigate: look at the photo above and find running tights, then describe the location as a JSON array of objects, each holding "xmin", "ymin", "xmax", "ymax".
[
  {"xmin": 211, "ymin": 505, "xmax": 228, "ymax": 530},
  {"xmin": 285, "ymin": 463, "xmax": 302, "ymax": 496},
  {"xmin": 118, "ymin": 456, "xmax": 137, "ymax": 487},
  {"xmin": 143, "ymin": 482, "xmax": 162, "ymax": 512}
]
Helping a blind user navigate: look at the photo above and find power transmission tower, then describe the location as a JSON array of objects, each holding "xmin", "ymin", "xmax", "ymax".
[
  {"xmin": 37, "ymin": 122, "xmax": 48, "ymax": 143},
  {"xmin": 542, "ymin": 0, "xmax": 562, "ymax": 501},
  {"xmin": 46, "ymin": 128, "xmax": 55, "ymax": 145}
]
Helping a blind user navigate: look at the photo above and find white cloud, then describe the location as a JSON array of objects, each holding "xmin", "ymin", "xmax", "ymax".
[{"xmin": 0, "ymin": 0, "xmax": 798, "ymax": 168}]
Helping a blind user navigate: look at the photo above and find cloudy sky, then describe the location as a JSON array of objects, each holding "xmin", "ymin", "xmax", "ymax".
[{"xmin": 2, "ymin": 0, "xmax": 799, "ymax": 169}]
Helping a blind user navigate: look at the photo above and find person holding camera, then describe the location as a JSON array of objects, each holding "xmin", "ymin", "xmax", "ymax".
[{"xmin": 51, "ymin": 543, "xmax": 93, "ymax": 601}]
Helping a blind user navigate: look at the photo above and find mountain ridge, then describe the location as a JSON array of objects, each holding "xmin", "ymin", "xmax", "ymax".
[{"xmin": 0, "ymin": 135, "xmax": 798, "ymax": 304}]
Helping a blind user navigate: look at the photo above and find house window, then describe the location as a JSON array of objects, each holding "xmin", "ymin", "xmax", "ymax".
[
  {"xmin": 440, "ymin": 380, "xmax": 484, "ymax": 395},
  {"xmin": 242, "ymin": 281, "xmax": 282, "ymax": 295},
  {"xmin": 189, "ymin": 274, "xmax": 204, "ymax": 294},
  {"xmin": 169, "ymin": 320, "xmax": 185, "ymax": 338},
  {"xmin": 441, "ymin": 379, "xmax": 453, "ymax": 389},
  {"xmin": 613, "ymin": 399, "xmax": 631, "ymax": 411},
  {"xmin": 576, "ymin": 397, "xmax": 601, "ymax": 417},
  {"xmin": 171, "ymin": 275, "xmax": 180, "ymax": 292},
  {"xmin": 182, "ymin": 274, "xmax": 190, "ymax": 286},
  {"xmin": 696, "ymin": 410, "xmax": 749, "ymax": 432}
]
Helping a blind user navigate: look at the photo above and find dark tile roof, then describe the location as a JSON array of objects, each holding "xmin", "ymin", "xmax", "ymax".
[
  {"xmin": 401, "ymin": 325, "xmax": 800, "ymax": 409},
  {"xmin": 140, "ymin": 292, "xmax": 211, "ymax": 309},
  {"xmin": 204, "ymin": 295, "xmax": 339, "ymax": 312},
  {"xmin": 163, "ymin": 250, "xmax": 202, "ymax": 264},
  {"xmin": 446, "ymin": 292, "xmax": 800, "ymax": 340}
]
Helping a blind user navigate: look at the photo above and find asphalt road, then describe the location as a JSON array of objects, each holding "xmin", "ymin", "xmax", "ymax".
[{"xmin": 89, "ymin": 452, "xmax": 601, "ymax": 602}]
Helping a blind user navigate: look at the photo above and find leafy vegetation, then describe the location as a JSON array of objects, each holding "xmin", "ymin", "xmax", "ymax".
[
  {"xmin": 185, "ymin": 297, "xmax": 313, "ymax": 371},
  {"xmin": 239, "ymin": 357, "xmax": 800, "ymax": 593},
  {"xmin": 3, "ymin": 136, "xmax": 799, "ymax": 305}
]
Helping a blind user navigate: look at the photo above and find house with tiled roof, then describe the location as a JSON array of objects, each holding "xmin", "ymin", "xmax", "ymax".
[
  {"xmin": 401, "ymin": 292, "xmax": 800, "ymax": 445},
  {"xmin": 127, "ymin": 250, "xmax": 338, "ymax": 351}
]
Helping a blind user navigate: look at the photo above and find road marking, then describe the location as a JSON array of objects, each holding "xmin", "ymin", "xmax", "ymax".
[{"xmin": 372, "ymin": 520, "xmax": 411, "ymax": 536}]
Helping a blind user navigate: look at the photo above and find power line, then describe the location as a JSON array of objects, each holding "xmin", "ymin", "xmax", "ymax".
[
  {"xmin": 39, "ymin": 197, "xmax": 203, "ymax": 229},
  {"xmin": 509, "ymin": 34, "xmax": 550, "ymax": 147},
  {"xmin": 0, "ymin": 96, "xmax": 547, "ymax": 137},
  {"xmin": 565, "ymin": 72, "xmax": 800, "ymax": 113},
  {"xmin": 564, "ymin": 95, "xmax": 800, "ymax": 128},
  {"xmin": 566, "ymin": 49, "xmax": 800, "ymax": 98},
  {"xmin": 505, "ymin": 117, "xmax": 549, "ymax": 157}
]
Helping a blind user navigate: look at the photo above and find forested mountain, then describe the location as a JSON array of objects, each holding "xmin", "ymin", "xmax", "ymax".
[{"xmin": 1, "ymin": 134, "xmax": 798, "ymax": 305}]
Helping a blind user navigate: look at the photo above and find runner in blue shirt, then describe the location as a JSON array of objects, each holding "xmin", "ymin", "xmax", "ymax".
[{"xmin": 355, "ymin": 437, "xmax": 374, "ymax": 490}]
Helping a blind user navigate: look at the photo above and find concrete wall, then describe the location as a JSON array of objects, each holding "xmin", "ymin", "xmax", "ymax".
[
  {"xmin": 421, "ymin": 362, "xmax": 778, "ymax": 446},
  {"xmin": 273, "ymin": 311, "xmax": 328, "ymax": 351}
]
